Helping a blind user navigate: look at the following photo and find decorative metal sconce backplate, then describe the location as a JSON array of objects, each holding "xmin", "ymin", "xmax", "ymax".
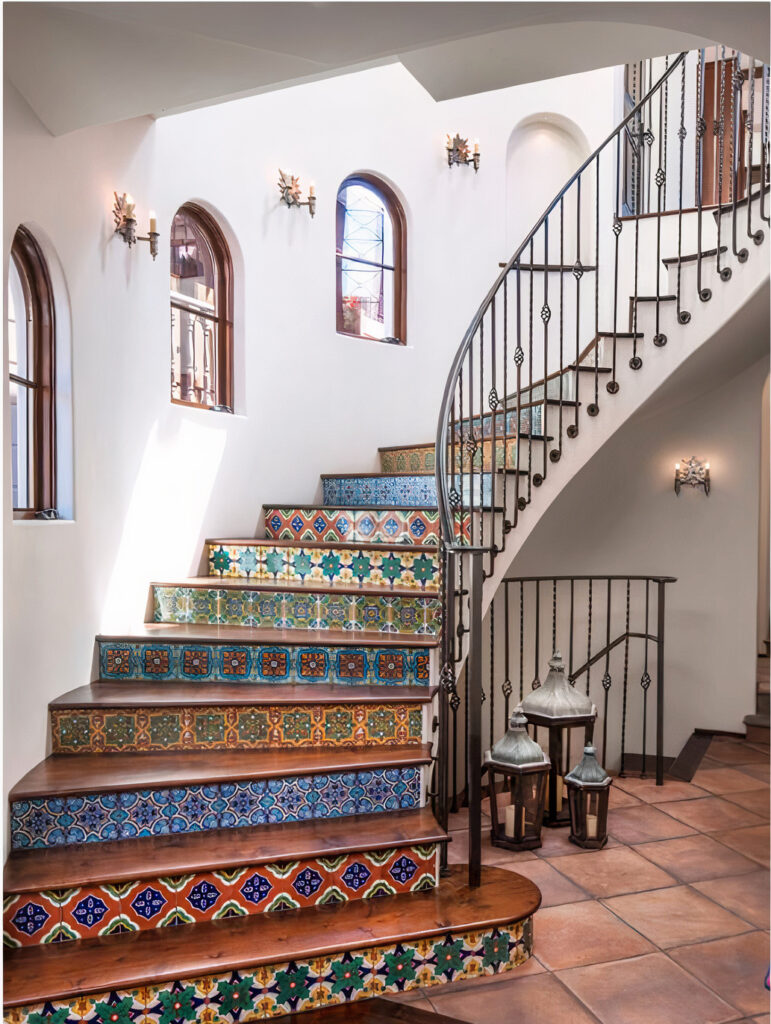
[
  {"xmin": 446, "ymin": 134, "xmax": 480, "ymax": 171},
  {"xmin": 113, "ymin": 192, "xmax": 159, "ymax": 259},
  {"xmin": 277, "ymin": 169, "xmax": 316, "ymax": 217},
  {"xmin": 674, "ymin": 456, "xmax": 710, "ymax": 496}
]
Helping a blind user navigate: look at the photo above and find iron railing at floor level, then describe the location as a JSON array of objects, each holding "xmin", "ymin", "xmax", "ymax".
[{"xmin": 433, "ymin": 45, "xmax": 769, "ymax": 886}]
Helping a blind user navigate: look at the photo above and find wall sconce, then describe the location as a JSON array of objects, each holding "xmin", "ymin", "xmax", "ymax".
[
  {"xmin": 446, "ymin": 134, "xmax": 480, "ymax": 171},
  {"xmin": 277, "ymin": 169, "xmax": 316, "ymax": 217},
  {"xmin": 113, "ymin": 192, "xmax": 160, "ymax": 259},
  {"xmin": 674, "ymin": 456, "xmax": 711, "ymax": 496}
]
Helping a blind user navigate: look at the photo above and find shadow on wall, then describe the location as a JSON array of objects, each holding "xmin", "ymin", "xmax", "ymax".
[{"xmin": 506, "ymin": 112, "xmax": 593, "ymax": 263}]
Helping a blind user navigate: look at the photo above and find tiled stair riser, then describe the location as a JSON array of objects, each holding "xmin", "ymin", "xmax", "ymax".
[
  {"xmin": 50, "ymin": 703, "xmax": 427, "ymax": 754},
  {"xmin": 380, "ymin": 439, "xmax": 522, "ymax": 474},
  {"xmin": 458, "ymin": 405, "xmax": 542, "ymax": 440},
  {"xmin": 322, "ymin": 476, "xmax": 494, "ymax": 508},
  {"xmin": 207, "ymin": 543, "xmax": 440, "ymax": 591},
  {"xmin": 263, "ymin": 507, "xmax": 470, "ymax": 545},
  {"xmin": 98, "ymin": 641, "xmax": 434, "ymax": 687},
  {"xmin": 3, "ymin": 845, "xmax": 441, "ymax": 947},
  {"xmin": 152, "ymin": 587, "xmax": 442, "ymax": 636},
  {"xmin": 10, "ymin": 768, "xmax": 423, "ymax": 850},
  {"xmin": 2, "ymin": 919, "xmax": 532, "ymax": 1021}
]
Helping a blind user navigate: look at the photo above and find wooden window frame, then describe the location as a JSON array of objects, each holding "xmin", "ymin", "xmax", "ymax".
[
  {"xmin": 335, "ymin": 173, "xmax": 407, "ymax": 346},
  {"xmin": 170, "ymin": 203, "xmax": 233, "ymax": 412},
  {"xmin": 10, "ymin": 226, "xmax": 56, "ymax": 519}
]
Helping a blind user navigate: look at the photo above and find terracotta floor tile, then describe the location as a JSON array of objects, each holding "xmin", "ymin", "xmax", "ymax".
[
  {"xmin": 606, "ymin": 804, "xmax": 697, "ymax": 844},
  {"xmin": 603, "ymin": 884, "xmax": 753, "ymax": 948},
  {"xmin": 707, "ymin": 740, "xmax": 769, "ymax": 766},
  {"xmin": 448, "ymin": 807, "xmax": 490, "ymax": 831},
  {"xmin": 690, "ymin": 767, "xmax": 769, "ymax": 795},
  {"xmin": 533, "ymin": 900, "xmax": 654, "ymax": 970},
  {"xmin": 496, "ymin": 857, "xmax": 589, "ymax": 907},
  {"xmin": 551, "ymin": 846, "xmax": 677, "ymax": 898},
  {"xmin": 656, "ymin": 796, "xmax": 766, "ymax": 833},
  {"xmin": 614, "ymin": 776, "xmax": 709, "ymax": 803},
  {"xmin": 381, "ymin": 987, "xmax": 434, "ymax": 1005},
  {"xmin": 558, "ymin": 952, "xmax": 738, "ymax": 1024},
  {"xmin": 633, "ymin": 834, "xmax": 761, "ymax": 882},
  {"xmin": 735, "ymin": 763, "xmax": 771, "ymax": 782},
  {"xmin": 609, "ymin": 785, "xmax": 642, "ymax": 808},
  {"xmin": 752, "ymin": 1015, "xmax": 770, "ymax": 1023},
  {"xmin": 669, "ymin": 931, "xmax": 771, "ymax": 1016},
  {"xmin": 535, "ymin": 826, "xmax": 619, "ymax": 858},
  {"xmin": 446, "ymin": 828, "xmax": 537, "ymax": 866},
  {"xmin": 692, "ymin": 870, "xmax": 770, "ymax": 928},
  {"xmin": 712, "ymin": 824, "xmax": 770, "ymax": 867},
  {"xmin": 725, "ymin": 789, "xmax": 771, "ymax": 819},
  {"xmin": 426, "ymin": 971, "xmax": 597, "ymax": 1024}
]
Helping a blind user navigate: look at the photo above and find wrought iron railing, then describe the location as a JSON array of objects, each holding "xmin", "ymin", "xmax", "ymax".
[{"xmin": 433, "ymin": 47, "xmax": 769, "ymax": 885}]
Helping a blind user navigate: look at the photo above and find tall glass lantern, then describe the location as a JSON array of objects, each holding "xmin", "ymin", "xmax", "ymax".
[
  {"xmin": 483, "ymin": 710, "xmax": 550, "ymax": 851},
  {"xmin": 565, "ymin": 745, "xmax": 612, "ymax": 849},
  {"xmin": 520, "ymin": 651, "xmax": 597, "ymax": 827}
]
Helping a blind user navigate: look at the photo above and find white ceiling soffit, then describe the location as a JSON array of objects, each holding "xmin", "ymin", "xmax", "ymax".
[{"xmin": 4, "ymin": 2, "xmax": 769, "ymax": 137}]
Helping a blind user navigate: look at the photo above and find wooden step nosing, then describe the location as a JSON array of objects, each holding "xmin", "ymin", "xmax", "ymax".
[
  {"xmin": 320, "ymin": 473, "xmax": 436, "ymax": 480},
  {"xmin": 50, "ymin": 683, "xmax": 438, "ymax": 710},
  {"xmin": 378, "ymin": 434, "xmax": 554, "ymax": 452},
  {"xmin": 206, "ymin": 538, "xmax": 439, "ymax": 554},
  {"xmin": 1, "ymin": 867, "xmax": 541, "ymax": 1008},
  {"xmin": 96, "ymin": 626, "xmax": 440, "ymax": 649},
  {"xmin": 4, "ymin": 810, "xmax": 449, "ymax": 894},
  {"xmin": 263, "ymin": 504, "xmax": 443, "ymax": 513},
  {"xmin": 10, "ymin": 745, "xmax": 434, "ymax": 801}
]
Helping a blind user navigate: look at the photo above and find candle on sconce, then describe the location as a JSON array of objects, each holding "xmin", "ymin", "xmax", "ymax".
[
  {"xmin": 675, "ymin": 462, "xmax": 680, "ymax": 471},
  {"xmin": 149, "ymin": 210, "xmax": 157, "ymax": 234},
  {"xmin": 473, "ymin": 139, "xmax": 480, "ymax": 154},
  {"xmin": 308, "ymin": 182, "xmax": 316, "ymax": 198}
]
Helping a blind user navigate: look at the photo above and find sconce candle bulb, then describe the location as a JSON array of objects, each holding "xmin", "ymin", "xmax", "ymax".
[
  {"xmin": 113, "ymin": 192, "xmax": 159, "ymax": 260},
  {"xmin": 674, "ymin": 456, "xmax": 710, "ymax": 496}
]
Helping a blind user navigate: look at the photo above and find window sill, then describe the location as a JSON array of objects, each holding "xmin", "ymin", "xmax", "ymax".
[
  {"xmin": 335, "ymin": 330, "xmax": 407, "ymax": 348},
  {"xmin": 171, "ymin": 398, "xmax": 234, "ymax": 415},
  {"xmin": 12, "ymin": 515, "xmax": 74, "ymax": 525}
]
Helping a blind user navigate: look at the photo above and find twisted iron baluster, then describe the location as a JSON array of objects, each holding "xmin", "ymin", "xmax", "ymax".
[
  {"xmin": 609, "ymin": 135, "xmax": 622, "ymax": 391},
  {"xmin": 653, "ymin": 55, "xmax": 667, "ymax": 344},
  {"xmin": 533, "ymin": 579, "xmax": 541, "ymax": 687},
  {"xmin": 641, "ymin": 579, "xmax": 652, "ymax": 778},
  {"xmin": 527, "ymin": 239, "xmax": 534, "ymax": 501},
  {"xmin": 514, "ymin": 262, "xmax": 524, "ymax": 517},
  {"xmin": 555, "ymin": 197, "xmax": 565, "ymax": 458},
  {"xmin": 588, "ymin": 154, "xmax": 600, "ymax": 415},
  {"xmin": 761, "ymin": 64, "xmax": 770, "ymax": 224},
  {"xmin": 478, "ymin": 318, "xmax": 485, "ymax": 562},
  {"xmin": 601, "ymin": 578, "xmax": 612, "ymax": 767},
  {"xmin": 501, "ymin": 276, "xmax": 509, "ymax": 532},
  {"xmin": 569, "ymin": 578, "xmax": 575, "ymax": 679},
  {"xmin": 731, "ymin": 52, "xmax": 750, "ymax": 263},
  {"xmin": 552, "ymin": 578, "xmax": 557, "ymax": 652},
  {"xmin": 663, "ymin": 56, "xmax": 669, "ymax": 208},
  {"xmin": 619, "ymin": 578, "xmax": 631, "ymax": 776},
  {"xmin": 716, "ymin": 48, "xmax": 732, "ymax": 280},
  {"xmin": 489, "ymin": 598, "xmax": 495, "ymax": 749},
  {"xmin": 536, "ymin": 218, "xmax": 549, "ymax": 484},
  {"xmin": 747, "ymin": 57, "xmax": 764, "ymax": 245},
  {"xmin": 676, "ymin": 56, "xmax": 691, "ymax": 324},
  {"xmin": 630, "ymin": 98, "xmax": 643, "ymax": 366},
  {"xmin": 696, "ymin": 48, "xmax": 712, "ymax": 301},
  {"xmin": 503, "ymin": 583, "xmax": 512, "ymax": 722},
  {"xmin": 468, "ymin": 343, "xmax": 475, "ymax": 548},
  {"xmin": 586, "ymin": 578, "xmax": 593, "ymax": 697},
  {"xmin": 519, "ymin": 580, "xmax": 524, "ymax": 701},
  {"xmin": 568, "ymin": 179, "xmax": 581, "ymax": 439}
]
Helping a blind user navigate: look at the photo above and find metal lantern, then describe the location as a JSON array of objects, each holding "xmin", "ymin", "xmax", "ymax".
[
  {"xmin": 483, "ymin": 709, "xmax": 550, "ymax": 851},
  {"xmin": 565, "ymin": 745, "xmax": 612, "ymax": 849},
  {"xmin": 520, "ymin": 650, "xmax": 597, "ymax": 827}
]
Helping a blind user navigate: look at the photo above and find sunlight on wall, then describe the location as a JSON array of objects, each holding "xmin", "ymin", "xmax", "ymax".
[{"xmin": 100, "ymin": 415, "xmax": 227, "ymax": 628}]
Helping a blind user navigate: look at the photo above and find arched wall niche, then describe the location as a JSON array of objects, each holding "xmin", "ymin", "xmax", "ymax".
[{"xmin": 505, "ymin": 113, "xmax": 594, "ymax": 264}]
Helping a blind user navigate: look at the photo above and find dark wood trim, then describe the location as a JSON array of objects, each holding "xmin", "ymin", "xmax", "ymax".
[
  {"xmin": 336, "ymin": 174, "xmax": 407, "ymax": 346},
  {"xmin": 10, "ymin": 226, "xmax": 56, "ymax": 514},
  {"xmin": 172, "ymin": 203, "xmax": 233, "ymax": 411}
]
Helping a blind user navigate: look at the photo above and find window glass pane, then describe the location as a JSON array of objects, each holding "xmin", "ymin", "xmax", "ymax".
[
  {"xmin": 339, "ymin": 183, "xmax": 393, "ymax": 267},
  {"xmin": 339, "ymin": 258, "xmax": 394, "ymax": 340},
  {"xmin": 10, "ymin": 381, "xmax": 33, "ymax": 508},
  {"xmin": 171, "ymin": 306, "xmax": 219, "ymax": 407},
  {"xmin": 8, "ymin": 254, "xmax": 30, "ymax": 380},
  {"xmin": 170, "ymin": 211, "xmax": 217, "ymax": 312}
]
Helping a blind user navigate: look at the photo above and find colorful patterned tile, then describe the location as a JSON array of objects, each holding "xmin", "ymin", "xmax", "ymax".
[
  {"xmin": 3, "ymin": 892, "xmax": 61, "ymax": 948},
  {"xmin": 120, "ymin": 878, "xmax": 178, "ymax": 932},
  {"xmin": 3, "ymin": 918, "xmax": 533, "ymax": 1021},
  {"xmin": 98, "ymin": 640, "xmax": 433, "ymax": 686},
  {"xmin": 59, "ymin": 886, "xmax": 123, "ymax": 940}
]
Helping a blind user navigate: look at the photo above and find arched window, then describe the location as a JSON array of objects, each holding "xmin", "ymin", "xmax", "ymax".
[
  {"xmin": 336, "ymin": 175, "xmax": 406, "ymax": 344},
  {"xmin": 8, "ymin": 226, "xmax": 56, "ymax": 517},
  {"xmin": 170, "ymin": 203, "xmax": 233, "ymax": 411}
]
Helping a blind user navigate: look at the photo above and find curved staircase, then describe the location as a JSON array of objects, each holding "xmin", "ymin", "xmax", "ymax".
[{"xmin": 4, "ymin": 44, "xmax": 769, "ymax": 1024}]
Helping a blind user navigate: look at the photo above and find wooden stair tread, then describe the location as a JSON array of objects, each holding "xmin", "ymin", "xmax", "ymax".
[
  {"xmin": 298, "ymin": 998, "xmax": 460, "ymax": 1023},
  {"xmin": 153, "ymin": 577, "xmax": 440, "ymax": 599},
  {"xmin": 264, "ymin": 503, "xmax": 444, "ymax": 512},
  {"xmin": 631, "ymin": 294, "xmax": 676, "ymax": 302},
  {"xmin": 10, "ymin": 745, "xmax": 433, "ymax": 801},
  {"xmin": 662, "ymin": 245, "xmax": 728, "ymax": 265},
  {"xmin": 596, "ymin": 331, "xmax": 643, "ymax": 338},
  {"xmin": 2, "ymin": 865, "xmax": 540, "ymax": 1007},
  {"xmin": 207, "ymin": 537, "xmax": 437, "ymax": 553},
  {"xmin": 4, "ymin": 808, "xmax": 446, "ymax": 893},
  {"xmin": 97, "ymin": 623, "xmax": 440, "ymax": 648},
  {"xmin": 51, "ymin": 682, "xmax": 437, "ymax": 708},
  {"xmin": 320, "ymin": 472, "xmax": 436, "ymax": 479},
  {"xmin": 378, "ymin": 434, "xmax": 554, "ymax": 452}
]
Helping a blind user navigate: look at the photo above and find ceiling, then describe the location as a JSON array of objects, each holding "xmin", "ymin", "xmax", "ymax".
[{"xmin": 4, "ymin": 2, "xmax": 769, "ymax": 136}]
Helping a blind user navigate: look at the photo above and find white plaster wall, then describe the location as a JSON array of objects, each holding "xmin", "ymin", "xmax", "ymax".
[
  {"xmin": 509, "ymin": 355, "xmax": 768, "ymax": 757},
  {"xmin": 2, "ymin": 62, "xmax": 618, "ymax": 805}
]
